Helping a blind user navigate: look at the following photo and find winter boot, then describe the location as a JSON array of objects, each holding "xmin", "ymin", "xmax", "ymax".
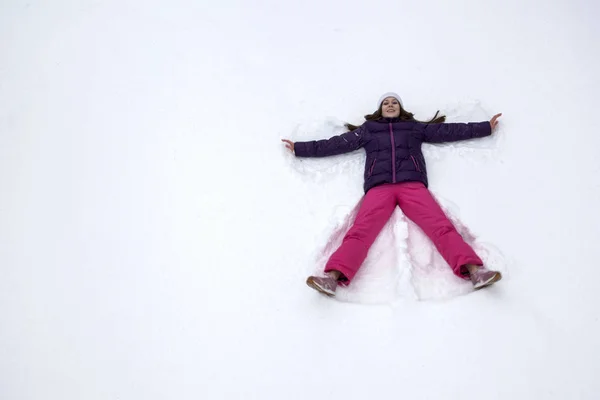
[
  {"xmin": 306, "ymin": 275, "xmax": 338, "ymax": 297},
  {"xmin": 470, "ymin": 267, "xmax": 502, "ymax": 290}
]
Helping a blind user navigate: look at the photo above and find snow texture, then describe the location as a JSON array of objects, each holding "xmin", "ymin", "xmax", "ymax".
[{"xmin": 1, "ymin": 0, "xmax": 600, "ymax": 399}]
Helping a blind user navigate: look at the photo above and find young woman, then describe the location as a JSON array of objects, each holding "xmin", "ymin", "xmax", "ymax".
[{"xmin": 282, "ymin": 92, "xmax": 503, "ymax": 297}]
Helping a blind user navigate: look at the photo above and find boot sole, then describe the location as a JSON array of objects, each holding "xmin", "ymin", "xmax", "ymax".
[
  {"xmin": 473, "ymin": 272, "xmax": 502, "ymax": 290},
  {"xmin": 306, "ymin": 277, "xmax": 336, "ymax": 297}
]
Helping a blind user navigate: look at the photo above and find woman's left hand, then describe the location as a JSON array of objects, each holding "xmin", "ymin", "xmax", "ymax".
[
  {"xmin": 281, "ymin": 139, "xmax": 295, "ymax": 153},
  {"xmin": 490, "ymin": 113, "xmax": 502, "ymax": 131}
]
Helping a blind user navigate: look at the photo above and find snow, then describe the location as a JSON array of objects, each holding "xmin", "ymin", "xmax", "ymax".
[{"xmin": 1, "ymin": 0, "xmax": 599, "ymax": 399}]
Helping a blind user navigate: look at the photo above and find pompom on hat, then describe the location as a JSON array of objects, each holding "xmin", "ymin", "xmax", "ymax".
[{"xmin": 377, "ymin": 92, "xmax": 403, "ymax": 109}]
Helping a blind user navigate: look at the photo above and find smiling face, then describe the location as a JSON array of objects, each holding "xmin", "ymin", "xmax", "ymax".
[{"xmin": 381, "ymin": 97, "xmax": 401, "ymax": 118}]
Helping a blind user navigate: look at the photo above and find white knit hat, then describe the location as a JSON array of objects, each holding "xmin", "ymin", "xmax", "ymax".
[{"xmin": 377, "ymin": 92, "xmax": 403, "ymax": 109}]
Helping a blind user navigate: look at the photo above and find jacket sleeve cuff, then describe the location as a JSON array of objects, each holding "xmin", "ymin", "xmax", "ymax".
[
  {"xmin": 293, "ymin": 141, "xmax": 310, "ymax": 157},
  {"xmin": 476, "ymin": 122, "xmax": 492, "ymax": 137}
]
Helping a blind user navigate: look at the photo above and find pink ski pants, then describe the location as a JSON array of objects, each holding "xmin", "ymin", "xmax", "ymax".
[{"xmin": 325, "ymin": 182, "xmax": 483, "ymax": 284}]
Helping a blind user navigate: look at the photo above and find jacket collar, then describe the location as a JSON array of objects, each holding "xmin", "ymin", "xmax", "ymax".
[{"xmin": 374, "ymin": 117, "xmax": 412, "ymax": 123}]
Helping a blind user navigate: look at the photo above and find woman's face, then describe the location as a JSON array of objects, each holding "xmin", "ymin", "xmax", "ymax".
[{"xmin": 381, "ymin": 97, "xmax": 401, "ymax": 118}]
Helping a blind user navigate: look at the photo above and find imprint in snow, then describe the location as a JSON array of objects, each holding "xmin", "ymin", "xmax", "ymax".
[
  {"xmin": 285, "ymin": 100, "xmax": 505, "ymax": 184},
  {"xmin": 287, "ymin": 100, "xmax": 510, "ymax": 304},
  {"xmin": 310, "ymin": 194, "xmax": 510, "ymax": 304},
  {"xmin": 422, "ymin": 99, "xmax": 507, "ymax": 163}
]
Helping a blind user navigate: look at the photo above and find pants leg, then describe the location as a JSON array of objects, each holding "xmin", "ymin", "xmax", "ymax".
[
  {"xmin": 325, "ymin": 185, "xmax": 397, "ymax": 284},
  {"xmin": 396, "ymin": 182, "xmax": 483, "ymax": 278}
]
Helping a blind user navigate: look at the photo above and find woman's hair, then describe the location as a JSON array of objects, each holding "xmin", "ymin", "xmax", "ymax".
[{"xmin": 345, "ymin": 104, "xmax": 446, "ymax": 131}]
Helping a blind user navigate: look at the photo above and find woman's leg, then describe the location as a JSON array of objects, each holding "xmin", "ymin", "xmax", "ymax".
[
  {"xmin": 323, "ymin": 185, "xmax": 397, "ymax": 285},
  {"xmin": 395, "ymin": 182, "xmax": 483, "ymax": 279}
]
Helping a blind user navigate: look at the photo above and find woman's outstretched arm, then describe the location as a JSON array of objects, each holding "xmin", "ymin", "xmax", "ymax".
[
  {"xmin": 282, "ymin": 125, "xmax": 368, "ymax": 157},
  {"xmin": 420, "ymin": 113, "xmax": 502, "ymax": 143}
]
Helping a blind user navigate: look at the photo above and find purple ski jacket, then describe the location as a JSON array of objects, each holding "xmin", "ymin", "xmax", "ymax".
[{"xmin": 294, "ymin": 117, "xmax": 492, "ymax": 193}]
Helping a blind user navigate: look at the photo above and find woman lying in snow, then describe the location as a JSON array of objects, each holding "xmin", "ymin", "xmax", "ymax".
[{"xmin": 282, "ymin": 92, "xmax": 503, "ymax": 297}]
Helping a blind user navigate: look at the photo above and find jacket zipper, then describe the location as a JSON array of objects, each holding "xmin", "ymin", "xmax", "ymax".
[
  {"xmin": 411, "ymin": 155, "xmax": 421, "ymax": 172},
  {"xmin": 389, "ymin": 123, "xmax": 396, "ymax": 183},
  {"xmin": 369, "ymin": 159, "xmax": 377, "ymax": 176}
]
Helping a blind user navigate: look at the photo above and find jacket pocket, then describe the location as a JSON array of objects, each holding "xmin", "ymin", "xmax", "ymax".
[
  {"xmin": 369, "ymin": 158, "xmax": 377, "ymax": 176},
  {"xmin": 411, "ymin": 155, "xmax": 421, "ymax": 172}
]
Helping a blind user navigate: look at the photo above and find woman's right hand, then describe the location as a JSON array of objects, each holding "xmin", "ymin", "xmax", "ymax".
[
  {"xmin": 490, "ymin": 113, "xmax": 502, "ymax": 131},
  {"xmin": 281, "ymin": 139, "xmax": 295, "ymax": 154}
]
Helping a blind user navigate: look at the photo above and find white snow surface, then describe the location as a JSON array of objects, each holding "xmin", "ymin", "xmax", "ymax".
[{"xmin": 1, "ymin": 0, "xmax": 600, "ymax": 399}]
